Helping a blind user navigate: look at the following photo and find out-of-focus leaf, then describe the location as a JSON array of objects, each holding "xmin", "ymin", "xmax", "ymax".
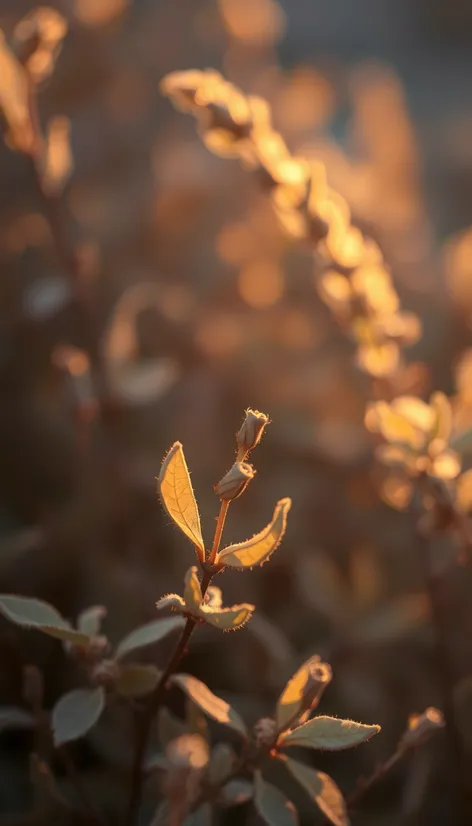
[
  {"xmin": 217, "ymin": 498, "xmax": 291, "ymax": 568},
  {"xmin": 156, "ymin": 594, "xmax": 186, "ymax": 612},
  {"xmin": 42, "ymin": 115, "xmax": 73, "ymax": 196},
  {"xmin": 276, "ymin": 655, "xmax": 331, "ymax": 732},
  {"xmin": 296, "ymin": 553, "xmax": 349, "ymax": 624},
  {"xmin": 208, "ymin": 742, "xmax": 236, "ymax": 785},
  {"xmin": 254, "ymin": 771, "xmax": 298, "ymax": 826},
  {"xmin": 430, "ymin": 392, "xmax": 452, "ymax": 443},
  {"xmin": 158, "ymin": 706, "xmax": 188, "ymax": 750},
  {"xmin": 354, "ymin": 594, "xmax": 429, "ymax": 643},
  {"xmin": 115, "ymin": 615, "xmax": 184, "ymax": 660},
  {"xmin": 182, "ymin": 804, "xmax": 212, "ymax": 826},
  {"xmin": 200, "ymin": 602, "xmax": 254, "ymax": 630},
  {"xmin": 366, "ymin": 401, "xmax": 426, "ymax": 449},
  {"xmin": 167, "ymin": 733, "xmax": 209, "ymax": 769},
  {"xmin": 452, "ymin": 428, "xmax": 472, "ymax": 455},
  {"xmin": 350, "ymin": 546, "xmax": 382, "ymax": 612},
  {"xmin": 116, "ymin": 664, "xmax": 161, "ymax": 697},
  {"xmin": 13, "ymin": 8, "xmax": 67, "ymax": 84},
  {"xmin": 0, "ymin": 707, "xmax": 35, "ymax": 731},
  {"xmin": 184, "ymin": 566, "xmax": 202, "ymax": 611},
  {"xmin": 186, "ymin": 697, "xmax": 209, "ymax": 743},
  {"xmin": 158, "ymin": 443, "xmax": 205, "ymax": 558},
  {"xmin": 52, "ymin": 687, "xmax": 105, "ymax": 746},
  {"xmin": 284, "ymin": 758, "xmax": 348, "ymax": 826},
  {"xmin": 0, "ymin": 595, "xmax": 90, "ymax": 645},
  {"xmin": 279, "ymin": 715, "xmax": 380, "ymax": 751},
  {"xmin": 0, "ymin": 32, "xmax": 34, "ymax": 153},
  {"xmin": 171, "ymin": 673, "xmax": 247, "ymax": 738},
  {"xmin": 77, "ymin": 605, "xmax": 106, "ymax": 636},
  {"xmin": 220, "ymin": 778, "xmax": 253, "ymax": 806}
]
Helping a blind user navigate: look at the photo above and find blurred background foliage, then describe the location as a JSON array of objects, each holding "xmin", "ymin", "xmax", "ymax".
[{"xmin": 1, "ymin": 0, "xmax": 472, "ymax": 823}]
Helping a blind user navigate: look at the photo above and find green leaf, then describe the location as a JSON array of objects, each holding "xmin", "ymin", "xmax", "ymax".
[
  {"xmin": 0, "ymin": 595, "xmax": 90, "ymax": 645},
  {"xmin": 208, "ymin": 742, "xmax": 236, "ymax": 785},
  {"xmin": 279, "ymin": 716, "xmax": 380, "ymax": 751},
  {"xmin": 115, "ymin": 615, "xmax": 184, "ymax": 660},
  {"xmin": 284, "ymin": 758, "xmax": 348, "ymax": 826},
  {"xmin": 199, "ymin": 603, "xmax": 254, "ymax": 630},
  {"xmin": 52, "ymin": 687, "xmax": 105, "ymax": 746},
  {"xmin": 451, "ymin": 427, "xmax": 472, "ymax": 455},
  {"xmin": 184, "ymin": 566, "xmax": 202, "ymax": 612},
  {"xmin": 183, "ymin": 804, "xmax": 212, "ymax": 826},
  {"xmin": 171, "ymin": 673, "xmax": 247, "ymax": 739},
  {"xmin": 254, "ymin": 771, "xmax": 298, "ymax": 826},
  {"xmin": 116, "ymin": 664, "xmax": 161, "ymax": 697},
  {"xmin": 77, "ymin": 605, "xmax": 106, "ymax": 636},
  {"xmin": 276, "ymin": 655, "xmax": 331, "ymax": 732},
  {"xmin": 217, "ymin": 498, "xmax": 291, "ymax": 569},
  {"xmin": 158, "ymin": 706, "xmax": 187, "ymax": 750},
  {"xmin": 156, "ymin": 594, "xmax": 185, "ymax": 612},
  {"xmin": 0, "ymin": 706, "xmax": 35, "ymax": 731},
  {"xmin": 158, "ymin": 442, "xmax": 205, "ymax": 558},
  {"xmin": 220, "ymin": 778, "xmax": 253, "ymax": 806}
]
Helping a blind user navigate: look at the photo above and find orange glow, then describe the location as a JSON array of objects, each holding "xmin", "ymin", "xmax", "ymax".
[
  {"xmin": 238, "ymin": 260, "xmax": 284, "ymax": 308},
  {"xmin": 74, "ymin": 0, "xmax": 129, "ymax": 26},
  {"xmin": 218, "ymin": 0, "xmax": 286, "ymax": 45}
]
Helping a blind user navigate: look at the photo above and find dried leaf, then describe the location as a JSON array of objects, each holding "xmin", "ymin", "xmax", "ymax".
[
  {"xmin": 184, "ymin": 566, "xmax": 202, "ymax": 612},
  {"xmin": 254, "ymin": 771, "xmax": 298, "ymax": 826},
  {"xmin": 199, "ymin": 602, "xmax": 254, "ymax": 630},
  {"xmin": 52, "ymin": 687, "xmax": 104, "ymax": 745},
  {"xmin": 115, "ymin": 615, "xmax": 184, "ymax": 660},
  {"xmin": 279, "ymin": 715, "xmax": 380, "ymax": 751},
  {"xmin": 284, "ymin": 758, "xmax": 348, "ymax": 826},
  {"xmin": 0, "ymin": 595, "xmax": 90, "ymax": 645},
  {"xmin": 158, "ymin": 443, "xmax": 205, "ymax": 558},
  {"xmin": 171, "ymin": 673, "xmax": 247, "ymax": 738},
  {"xmin": 116, "ymin": 664, "xmax": 161, "ymax": 697},
  {"xmin": 217, "ymin": 498, "xmax": 291, "ymax": 568}
]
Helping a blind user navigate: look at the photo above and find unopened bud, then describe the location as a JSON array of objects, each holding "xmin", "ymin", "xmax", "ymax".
[
  {"xmin": 301, "ymin": 659, "xmax": 332, "ymax": 716},
  {"xmin": 400, "ymin": 707, "xmax": 444, "ymax": 751},
  {"xmin": 237, "ymin": 409, "xmax": 269, "ymax": 453},
  {"xmin": 214, "ymin": 462, "xmax": 255, "ymax": 501},
  {"xmin": 253, "ymin": 717, "xmax": 277, "ymax": 748},
  {"xmin": 90, "ymin": 659, "xmax": 119, "ymax": 688}
]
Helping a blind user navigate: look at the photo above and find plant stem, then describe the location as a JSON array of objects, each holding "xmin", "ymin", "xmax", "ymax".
[
  {"xmin": 126, "ymin": 499, "xmax": 230, "ymax": 826},
  {"xmin": 412, "ymin": 504, "xmax": 471, "ymax": 821}
]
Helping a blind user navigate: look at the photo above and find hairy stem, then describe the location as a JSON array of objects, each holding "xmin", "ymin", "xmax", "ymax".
[{"xmin": 208, "ymin": 500, "xmax": 229, "ymax": 564}]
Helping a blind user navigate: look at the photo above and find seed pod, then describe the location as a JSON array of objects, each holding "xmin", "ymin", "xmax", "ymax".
[
  {"xmin": 237, "ymin": 409, "xmax": 269, "ymax": 453},
  {"xmin": 399, "ymin": 707, "xmax": 444, "ymax": 751},
  {"xmin": 214, "ymin": 462, "xmax": 255, "ymax": 502}
]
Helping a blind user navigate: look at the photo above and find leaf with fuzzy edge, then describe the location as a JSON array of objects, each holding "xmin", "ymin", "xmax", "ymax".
[
  {"xmin": 254, "ymin": 771, "xmax": 298, "ymax": 826},
  {"xmin": 217, "ymin": 498, "xmax": 291, "ymax": 569},
  {"xmin": 115, "ymin": 615, "xmax": 184, "ymax": 660},
  {"xmin": 199, "ymin": 602, "xmax": 254, "ymax": 630},
  {"xmin": 158, "ymin": 443, "xmax": 205, "ymax": 559},
  {"xmin": 283, "ymin": 757, "xmax": 348, "ymax": 826},
  {"xmin": 184, "ymin": 566, "xmax": 202, "ymax": 611},
  {"xmin": 171, "ymin": 673, "xmax": 247, "ymax": 738},
  {"xmin": 156, "ymin": 594, "xmax": 185, "ymax": 612},
  {"xmin": 279, "ymin": 716, "xmax": 380, "ymax": 751},
  {"xmin": 77, "ymin": 605, "xmax": 106, "ymax": 636},
  {"xmin": 52, "ymin": 687, "xmax": 105, "ymax": 746},
  {"xmin": 0, "ymin": 595, "xmax": 90, "ymax": 645}
]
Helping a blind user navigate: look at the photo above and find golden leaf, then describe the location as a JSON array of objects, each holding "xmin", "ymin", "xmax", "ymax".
[
  {"xmin": 217, "ymin": 498, "xmax": 291, "ymax": 569},
  {"xmin": 158, "ymin": 443, "xmax": 205, "ymax": 559}
]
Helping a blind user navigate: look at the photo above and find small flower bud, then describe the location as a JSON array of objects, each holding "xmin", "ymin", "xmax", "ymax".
[
  {"xmin": 301, "ymin": 658, "xmax": 333, "ymax": 717},
  {"xmin": 214, "ymin": 461, "xmax": 255, "ymax": 501},
  {"xmin": 253, "ymin": 717, "xmax": 277, "ymax": 748},
  {"xmin": 400, "ymin": 707, "xmax": 444, "ymax": 751},
  {"xmin": 236, "ymin": 409, "xmax": 269, "ymax": 453},
  {"xmin": 90, "ymin": 659, "xmax": 119, "ymax": 688}
]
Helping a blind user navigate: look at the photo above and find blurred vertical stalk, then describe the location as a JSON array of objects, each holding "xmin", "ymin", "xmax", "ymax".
[{"xmin": 412, "ymin": 496, "xmax": 472, "ymax": 822}]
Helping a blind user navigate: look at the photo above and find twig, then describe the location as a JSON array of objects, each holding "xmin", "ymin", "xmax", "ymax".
[{"xmin": 125, "ymin": 500, "xmax": 229, "ymax": 826}]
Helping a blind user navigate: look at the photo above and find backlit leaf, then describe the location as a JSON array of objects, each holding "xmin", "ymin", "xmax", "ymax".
[
  {"xmin": 254, "ymin": 771, "xmax": 298, "ymax": 826},
  {"xmin": 156, "ymin": 594, "xmax": 186, "ymax": 612},
  {"xmin": 367, "ymin": 401, "xmax": 425, "ymax": 449},
  {"xmin": 431, "ymin": 392, "xmax": 452, "ymax": 443},
  {"xmin": 0, "ymin": 32, "xmax": 34, "ymax": 154},
  {"xmin": 116, "ymin": 664, "xmax": 161, "ymax": 697},
  {"xmin": 217, "ymin": 498, "xmax": 291, "ymax": 569},
  {"xmin": 184, "ymin": 566, "xmax": 202, "ymax": 612},
  {"xmin": 279, "ymin": 715, "xmax": 380, "ymax": 751},
  {"xmin": 115, "ymin": 615, "xmax": 184, "ymax": 659},
  {"xmin": 284, "ymin": 758, "xmax": 348, "ymax": 826},
  {"xmin": 158, "ymin": 443, "xmax": 205, "ymax": 558},
  {"xmin": 0, "ymin": 706, "xmax": 35, "ymax": 731},
  {"xmin": 77, "ymin": 605, "xmax": 106, "ymax": 636},
  {"xmin": 171, "ymin": 673, "xmax": 247, "ymax": 738},
  {"xmin": 276, "ymin": 655, "xmax": 331, "ymax": 732},
  {"xmin": 0, "ymin": 595, "xmax": 90, "ymax": 645},
  {"xmin": 182, "ymin": 804, "xmax": 212, "ymax": 826},
  {"xmin": 199, "ymin": 602, "xmax": 254, "ymax": 630},
  {"xmin": 52, "ymin": 687, "xmax": 105, "ymax": 745}
]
